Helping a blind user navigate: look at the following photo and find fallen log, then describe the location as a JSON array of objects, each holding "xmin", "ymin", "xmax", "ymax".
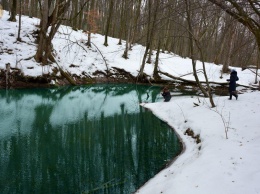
[
  {"xmin": 55, "ymin": 61, "xmax": 76, "ymax": 85},
  {"xmin": 158, "ymin": 70, "xmax": 258, "ymax": 89},
  {"xmin": 59, "ymin": 67, "xmax": 76, "ymax": 85}
]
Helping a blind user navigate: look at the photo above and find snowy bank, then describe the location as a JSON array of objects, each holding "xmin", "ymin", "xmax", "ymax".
[{"xmin": 137, "ymin": 91, "xmax": 260, "ymax": 194}]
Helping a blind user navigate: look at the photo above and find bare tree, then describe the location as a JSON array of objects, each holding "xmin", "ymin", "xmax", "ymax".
[
  {"xmin": 208, "ymin": 0, "xmax": 260, "ymax": 81},
  {"xmin": 138, "ymin": 0, "xmax": 160, "ymax": 81},
  {"xmin": 185, "ymin": 0, "xmax": 215, "ymax": 107}
]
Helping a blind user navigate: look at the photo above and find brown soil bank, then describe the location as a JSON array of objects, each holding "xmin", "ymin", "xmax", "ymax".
[
  {"xmin": 0, "ymin": 67, "xmax": 170, "ymax": 89},
  {"xmin": 2, "ymin": 66, "xmax": 251, "ymax": 95}
]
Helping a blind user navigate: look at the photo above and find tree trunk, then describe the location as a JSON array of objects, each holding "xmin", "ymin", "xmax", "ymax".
[
  {"xmin": 17, "ymin": 0, "xmax": 22, "ymax": 42},
  {"xmin": 129, "ymin": 0, "xmax": 141, "ymax": 49},
  {"xmin": 86, "ymin": 0, "xmax": 95, "ymax": 47},
  {"xmin": 153, "ymin": 39, "xmax": 161, "ymax": 81},
  {"xmin": 138, "ymin": 0, "xmax": 159, "ymax": 79},
  {"xmin": 35, "ymin": 0, "xmax": 70, "ymax": 65},
  {"xmin": 23, "ymin": 0, "xmax": 30, "ymax": 16},
  {"xmin": 138, "ymin": 44, "xmax": 150, "ymax": 81},
  {"xmin": 8, "ymin": 0, "xmax": 17, "ymax": 22},
  {"xmin": 185, "ymin": 0, "xmax": 210, "ymax": 99},
  {"xmin": 162, "ymin": 18, "xmax": 171, "ymax": 53},
  {"xmin": 256, "ymin": 49, "xmax": 260, "ymax": 84},
  {"xmin": 147, "ymin": 45, "xmax": 153, "ymax": 64},
  {"xmin": 35, "ymin": 0, "xmax": 49, "ymax": 64},
  {"xmin": 122, "ymin": 26, "xmax": 131, "ymax": 59},
  {"xmin": 71, "ymin": 0, "xmax": 79, "ymax": 30},
  {"xmin": 104, "ymin": 0, "xmax": 114, "ymax": 46},
  {"xmin": 117, "ymin": 0, "xmax": 125, "ymax": 45},
  {"xmin": 1, "ymin": 0, "xmax": 9, "ymax": 10},
  {"xmin": 224, "ymin": 25, "xmax": 236, "ymax": 73},
  {"xmin": 29, "ymin": 0, "xmax": 37, "ymax": 18}
]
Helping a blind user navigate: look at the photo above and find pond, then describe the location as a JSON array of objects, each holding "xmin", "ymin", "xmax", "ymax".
[{"xmin": 0, "ymin": 84, "xmax": 182, "ymax": 194}]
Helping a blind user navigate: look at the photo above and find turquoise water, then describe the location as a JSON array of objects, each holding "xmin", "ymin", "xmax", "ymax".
[{"xmin": 0, "ymin": 84, "xmax": 182, "ymax": 194}]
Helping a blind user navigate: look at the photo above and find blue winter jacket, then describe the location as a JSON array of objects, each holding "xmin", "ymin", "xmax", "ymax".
[{"xmin": 227, "ymin": 71, "xmax": 239, "ymax": 92}]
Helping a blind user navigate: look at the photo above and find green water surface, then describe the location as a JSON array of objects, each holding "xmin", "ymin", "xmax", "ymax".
[{"xmin": 0, "ymin": 84, "xmax": 182, "ymax": 194}]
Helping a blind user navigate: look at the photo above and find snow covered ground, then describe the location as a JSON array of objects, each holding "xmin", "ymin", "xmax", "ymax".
[
  {"xmin": 137, "ymin": 91, "xmax": 260, "ymax": 194},
  {"xmin": 1, "ymin": 11, "xmax": 260, "ymax": 194}
]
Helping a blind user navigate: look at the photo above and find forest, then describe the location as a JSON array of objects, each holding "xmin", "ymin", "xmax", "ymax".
[
  {"xmin": 1, "ymin": 0, "xmax": 259, "ymax": 74},
  {"xmin": 0, "ymin": 2, "xmax": 260, "ymax": 193}
]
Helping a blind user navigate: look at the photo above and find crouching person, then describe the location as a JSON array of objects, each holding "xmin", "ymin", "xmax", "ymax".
[{"xmin": 161, "ymin": 87, "xmax": 171, "ymax": 102}]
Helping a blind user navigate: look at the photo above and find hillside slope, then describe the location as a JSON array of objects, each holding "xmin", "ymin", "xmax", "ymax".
[{"xmin": 0, "ymin": 10, "xmax": 257, "ymax": 88}]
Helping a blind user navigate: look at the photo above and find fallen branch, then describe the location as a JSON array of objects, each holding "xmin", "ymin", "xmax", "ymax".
[
  {"xmin": 179, "ymin": 69, "xmax": 204, "ymax": 77},
  {"xmin": 158, "ymin": 70, "xmax": 207, "ymax": 84},
  {"xmin": 243, "ymin": 67, "xmax": 260, "ymax": 78},
  {"xmin": 91, "ymin": 42, "xmax": 109, "ymax": 74}
]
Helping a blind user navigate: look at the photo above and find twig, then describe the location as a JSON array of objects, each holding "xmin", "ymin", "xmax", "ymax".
[
  {"xmin": 210, "ymin": 108, "xmax": 230, "ymax": 139},
  {"xmin": 174, "ymin": 102, "xmax": 187, "ymax": 123},
  {"xmin": 91, "ymin": 42, "xmax": 109, "ymax": 74}
]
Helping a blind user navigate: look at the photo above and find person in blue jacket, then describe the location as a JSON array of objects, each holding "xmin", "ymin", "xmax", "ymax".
[
  {"xmin": 227, "ymin": 69, "xmax": 239, "ymax": 100},
  {"xmin": 161, "ymin": 87, "xmax": 171, "ymax": 102}
]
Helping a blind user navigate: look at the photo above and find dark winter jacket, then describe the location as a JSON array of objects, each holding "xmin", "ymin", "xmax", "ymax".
[
  {"xmin": 227, "ymin": 70, "xmax": 239, "ymax": 92},
  {"xmin": 162, "ymin": 90, "xmax": 171, "ymax": 102}
]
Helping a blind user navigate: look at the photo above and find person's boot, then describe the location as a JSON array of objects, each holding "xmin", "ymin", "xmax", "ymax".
[
  {"xmin": 229, "ymin": 94, "xmax": 232, "ymax": 100},
  {"xmin": 235, "ymin": 94, "xmax": 238, "ymax": 100}
]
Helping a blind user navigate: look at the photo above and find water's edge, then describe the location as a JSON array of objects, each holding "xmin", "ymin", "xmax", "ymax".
[{"xmin": 135, "ymin": 106, "xmax": 186, "ymax": 193}]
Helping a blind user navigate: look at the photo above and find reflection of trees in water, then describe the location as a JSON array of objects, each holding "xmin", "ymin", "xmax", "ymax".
[
  {"xmin": 0, "ymin": 84, "xmax": 160, "ymax": 106},
  {"xmin": 0, "ymin": 84, "xmax": 180, "ymax": 193}
]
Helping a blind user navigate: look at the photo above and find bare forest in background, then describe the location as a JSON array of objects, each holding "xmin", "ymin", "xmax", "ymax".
[{"xmin": 1, "ymin": 0, "xmax": 259, "ymax": 72}]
